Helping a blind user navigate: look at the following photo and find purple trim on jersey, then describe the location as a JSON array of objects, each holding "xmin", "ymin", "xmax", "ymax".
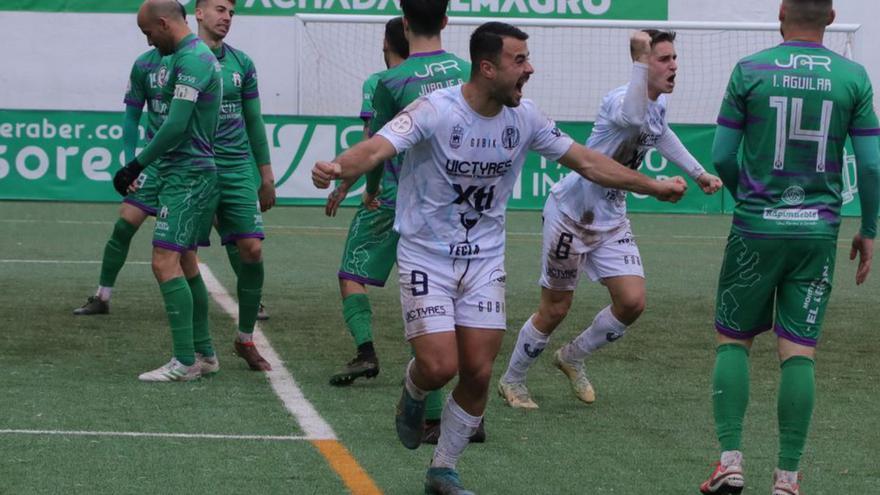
[
  {"xmin": 715, "ymin": 321, "xmax": 772, "ymax": 339},
  {"xmin": 408, "ymin": 50, "xmax": 446, "ymax": 58},
  {"xmin": 338, "ymin": 271, "xmax": 387, "ymax": 287},
  {"xmin": 122, "ymin": 197, "xmax": 157, "ymax": 216},
  {"xmin": 153, "ymin": 240, "xmax": 187, "ymax": 253},
  {"xmin": 192, "ymin": 137, "xmax": 213, "ymax": 156},
  {"xmin": 741, "ymin": 61, "xmax": 786, "ymax": 72},
  {"xmin": 781, "ymin": 41, "xmax": 825, "ymax": 49},
  {"xmin": 197, "ymin": 92, "xmax": 217, "ymax": 103},
  {"xmin": 124, "ymin": 97, "xmax": 145, "ymax": 107},
  {"xmin": 717, "ymin": 116, "xmax": 744, "ymax": 130},
  {"xmin": 774, "ymin": 323, "xmax": 817, "ymax": 347},
  {"xmin": 379, "ymin": 199, "xmax": 397, "ymax": 208},
  {"xmin": 136, "ymin": 61, "xmax": 159, "ymax": 71},
  {"xmin": 242, "ymin": 90, "xmax": 259, "ymax": 99},
  {"xmin": 386, "ymin": 75, "xmax": 431, "ymax": 90},
  {"xmin": 850, "ymin": 127, "xmax": 880, "ymax": 136},
  {"xmin": 199, "ymin": 52, "xmax": 216, "ymax": 64},
  {"xmin": 360, "ymin": 111, "xmax": 373, "ymax": 119},
  {"xmin": 221, "ymin": 232, "xmax": 265, "ymax": 245}
]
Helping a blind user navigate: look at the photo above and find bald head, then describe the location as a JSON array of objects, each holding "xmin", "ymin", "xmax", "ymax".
[
  {"xmin": 137, "ymin": 0, "xmax": 190, "ymax": 55},
  {"xmin": 781, "ymin": 0, "xmax": 834, "ymax": 30}
]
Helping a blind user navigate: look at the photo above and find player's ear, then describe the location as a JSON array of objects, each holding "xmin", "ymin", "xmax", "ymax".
[
  {"xmin": 778, "ymin": 3, "xmax": 785, "ymax": 23},
  {"xmin": 440, "ymin": 15, "xmax": 448, "ymax": 30},
  {"xmin": 827, "ymin": 9, "xmax": 836, "ymax": 27},
  {"xmin": 479, "ymin": 59, "xmax": 495, "ymax": 79}
]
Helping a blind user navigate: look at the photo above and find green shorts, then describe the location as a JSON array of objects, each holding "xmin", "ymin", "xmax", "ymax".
[
  {"xmin": 215, "ymin": 168, "xmax": 264, "ymax": 245},
  {"xmin": 338, "ymin": 205, "xmax": 399, "ymax": 287},
  {"xmin": 153, "ymin": 168, "xmax": 219, "ymax": 252},
  {"xmin": 714, "ymin": 233, "xmax": 836, "ymax": 347},
  {"xmin": 123, "ymin": 166, "xmax": 160, "ymax": 215}
]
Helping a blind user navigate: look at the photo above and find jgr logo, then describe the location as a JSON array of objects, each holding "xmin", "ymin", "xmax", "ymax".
[
  {"xmin": 415, "ymin": 60, "xmax": 460, "ymax": 78},
  {"xmin": 774, "ymin": 54, "xmax": 832, "ymax": 72}
]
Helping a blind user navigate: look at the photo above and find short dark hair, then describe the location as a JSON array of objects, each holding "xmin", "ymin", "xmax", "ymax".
[
  {"xmin": 178, "ymin": 0, "xmax": 187, "ymax": 18},
  {"xmin": 196, "ymin": 0, "xmax": 236, "ymax": 7},
  {"xmin": 400, "ymin": 0, "xmax": 449, "ymax": 36},
  {"xmin": 469, "ymin": 22, "xmax": 529, "ymax": 76},
  {"xmin": 783, "ymin": 0, "xmax": 833, "ymax": 28},
  {"xmin": 642, "ymin": 29, "xmax": 676, "ymax": 47},
  {"xmin": 385, "ymin": 17, "xmax": 409, "ymax": 58}
]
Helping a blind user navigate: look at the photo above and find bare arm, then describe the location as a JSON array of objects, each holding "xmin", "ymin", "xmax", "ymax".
[
  {"xmin": 312, "ymin": 134, "xmax": 398, "ymax": 189},
  {"xmin": 557, "ymin": 143, "xmax": 686, "ymax": 202}
]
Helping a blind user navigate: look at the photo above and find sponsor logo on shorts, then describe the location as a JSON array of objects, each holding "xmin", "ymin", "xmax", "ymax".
[
  {"xmin": 478, "ymin": 300, "xmax": 505, "ymax": 314},
  {"xmin": 763, "ymin": 208, "xmax": 818, "ymax": 221},
  {"xmin": 159, "ymin": 206, "xmax": 169, "ymax": 219},
  {"xmin": 488, "ymin": 269, "xmax": 506, "ymax": 287},
  {"xmin": 546, "ymin": 266, "xmax": 577, "ymax": 280},
  {"xmin": 449, "ymin": 242, "xmax": 480, "ymax": 257},
  {"xmin": 622, "ymin": 255, "xmax": 642, "ymax": 266},
  {"xmin": 405, "ymin": 305, "xmax": 447, "ymax": 323},
  {"xmin": 782, "ymin": 186, "xmax": 806, "ymax": 206},
  {"xmin": 155, "ymin": 221, "xmax": 169, "ymax": 231},
  {"xmin": 617, "ymin": 232, "xmax": 636, "ymax": 245}
]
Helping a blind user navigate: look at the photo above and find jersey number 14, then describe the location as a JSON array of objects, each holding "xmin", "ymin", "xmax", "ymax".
[{"xmin": 768, "ymin": 96, "xmax": 833, "ymax": 172}]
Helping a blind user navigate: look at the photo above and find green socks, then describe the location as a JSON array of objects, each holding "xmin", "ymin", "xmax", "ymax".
[
  {"xmin": 188, "ymin": 274, "xmax": 214, "ymax": 358},
  {"xmin": 237, "ymin": 260, "xmax": 264, "ymax": 334},
  {"xmin": 342, "ymin": 294, "xmax": 373, "ymax": 346},
  {"xmin": 425, "ymin": 389, "xmax": 443, "ymax": 422},
  {"xmin": 713, "ymin": 343, "xmax": 750, "ymax": 452},
  {"xmin": 225, "ymin": 243, "xmax": 242, "ymax": 278},
  {"xmin": 160, "ymin": 277, "xmax": 195, "ymax": 366},
  {"xmin": 778, "ymin": 356, "xmax": 815, "ymax": 472},
  {"xmin": 99, "ymin": 219, "xmax": 138, "ymax": 287}
]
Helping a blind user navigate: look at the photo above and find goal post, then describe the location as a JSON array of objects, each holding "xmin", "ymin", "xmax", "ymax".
[{"xmin": 293, "ymin": 14, "xmax": 859, "ymax": 124}]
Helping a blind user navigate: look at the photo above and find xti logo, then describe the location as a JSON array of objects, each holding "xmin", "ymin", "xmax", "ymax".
[{"xmin": 453, "ymin": 184, "xmax": 495, "ymax": 212}]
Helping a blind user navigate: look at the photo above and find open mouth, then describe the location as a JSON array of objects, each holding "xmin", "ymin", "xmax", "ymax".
[
  {"xmin": 514, "ymin": 77, "xmax": 527, "ymax": 97},
  {"xmin": 667, "ymin": 74, "xmax": 676, "ymax": 84}
]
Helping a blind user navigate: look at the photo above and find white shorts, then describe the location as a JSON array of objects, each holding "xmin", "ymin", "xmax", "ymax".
[
  {"xmin": 539, "ymin": 195, "xmax": 644, "ymax": 292},
  {"xmin": 398, "ymin": 246, "xmax": 507, "ymax": 340}
]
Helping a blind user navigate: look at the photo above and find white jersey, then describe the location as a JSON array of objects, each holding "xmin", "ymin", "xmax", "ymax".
[
  {"xmin": 378, "ymin": 85, "xmax": 574, "ymax": 260},
  {"xmin": 551, "ymin": 84, "xmax": 669, "ymax": 231}
]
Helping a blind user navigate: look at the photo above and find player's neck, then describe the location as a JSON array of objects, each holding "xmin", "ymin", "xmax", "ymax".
[
  {"xmin": 782, "ymin": 27, "xmax": 824, "ymax": 44},
  {"xmin": 647, "ymin": 88, "xmax": 661, "ymax": 101},
  {"xmin": 170, "ymin": 26, "xmax": 194, "ymax": 50},
  {"xmin": 408, "ymin": 35, "xmax": 443, "ymax": 57},
  {"xmin": 462, "ymin": 82, "xmax": 502, "ymax": 118},
  {"xmin": 198, "ymin": 28, "xmax": 224, "ymax": 49}
]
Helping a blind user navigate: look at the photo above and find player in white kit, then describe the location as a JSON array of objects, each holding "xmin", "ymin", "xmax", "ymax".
[
  {"xmin": 312, "ymin": 22, "xmax": 688, "ymax": 495},
  {"xmin": 497, "ymin": 30, "xmax": 723, "ymax": 410}
]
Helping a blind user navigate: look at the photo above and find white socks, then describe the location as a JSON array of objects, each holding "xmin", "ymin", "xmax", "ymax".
[
  {"xmin": 502, "ymin": 316, "xmax": 550, "ymax": 384},
  {"xmin": 404, "ymin": 358, "xmax": 429, "ymax": 401},
  {"xmin": 561, "ymin": 305, "xmax": 627, "ymax": 363},
  {"xmin": 431, "ymin": 396, "xmax": 482, "ymax": 469},
  {"xmin": 96, "ymin": 286, "xmax": 112, "ymax": 302}
]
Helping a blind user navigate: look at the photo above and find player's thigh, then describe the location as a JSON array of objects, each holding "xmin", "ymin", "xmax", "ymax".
[
  {"xmin": 339, "ymin": 205, "xmax": 399, "ymax": 287},
  {"xmin": 455, "ymin": 325, "xmax": 505, "ymax": 380},
  {"xmin": 122, "ymin": 167, "xmax": 160, "ymax": 220},
  {"xmin": 154, "ymin": 170, "xmax": 218, "ymax": 251},
  {"xmin": 215, "ymin": 170, "xmax": 264, "ymax": 246},
  {"xmin": 584, "ymin": 223, "xmax": 644, "ymax": 282},
  {"xmin": 774, "ymin": 239, "xmax": 836, "ymax": 348},
  {"xmin": 714, "ymin": 234, "xmax": 783, "ymax": 339},
  {"xmin": 454, "ymin": 257, "xmax": 508, "ymax": 332},
  {"xmin": 410, "ymin": 331, "xmax": 460, "ymax": 379},
  {"xmin": 398, "ymin": 249, "xmax": 457, "ymax": 341},
  {"xmin": 539, "ymin": 196, "xmax": 589, "ymax": 291}
]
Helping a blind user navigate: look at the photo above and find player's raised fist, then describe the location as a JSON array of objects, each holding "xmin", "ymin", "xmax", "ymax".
[
  {"xmin": 630, "ymin": 31, "xmax": 652, "ymax": 64},
  {"xmin": 312, "ymin": 161, "xmax": 342, "ymax": 189},
  {"xmin": 653, "ymin": 176, "xmax": 687, "ymax": 203}
]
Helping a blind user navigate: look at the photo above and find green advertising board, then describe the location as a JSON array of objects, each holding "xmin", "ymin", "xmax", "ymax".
[
  {"xmin": 0, "ymin": 108, "xmax": 866, "ymax": 217},
  {"xmin": 0, "ymin": 0, "xmax": 667, "ymax": 19}
]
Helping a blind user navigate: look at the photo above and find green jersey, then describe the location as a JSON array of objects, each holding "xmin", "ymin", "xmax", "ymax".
[
  {"xmin": 717, "ymin": 41, "xmax": 880, "ymax": 239},
  {"xmin": 213, "ymin": 43, "xmax": 260, "ymax": 171},
  {"xmin": 154, "ymin": 34, "xmax": 223, "ymax": 172},
  {"xmin": 360, "ymin": 72, "xmax": 381, "ymax": 121},
  {"xmin": 124, "ymin": 49, "xmax": 169, "ymax": 142},
  {"xmin": 368, "ymin": 51, "xmax": 471, "ymax": 207}
]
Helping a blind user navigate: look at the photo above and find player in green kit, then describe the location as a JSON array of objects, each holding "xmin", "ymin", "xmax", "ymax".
[
  {"xmin": 73, "ymin": 36, "xmax": 173, "ymax": 315},
  {"xmin": 195, "ymin": 0, "xmax": 276, "ymax": 371},
  {"xmin": 324, "ymin": 17, "xmax": 409, "ymax": 386},
  {"xmin": 699, "ymin": 1, "xmax": 880, "ymax": 494},
  {"xmin": 114, "ymin": 0, "xmax": 224, "ymax": 382}
]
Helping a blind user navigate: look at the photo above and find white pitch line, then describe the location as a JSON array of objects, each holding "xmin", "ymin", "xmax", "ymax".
[
  {"xmin": 0, "ymin": 259, "xmax": 150, "ymax": 265},
  {"xmin": 0, "ymin": 429, "xmax": 306, "ymax": 441},
  {"xmin": 199, "ymin": 264, "xmax": 337, "ymax": 441}
]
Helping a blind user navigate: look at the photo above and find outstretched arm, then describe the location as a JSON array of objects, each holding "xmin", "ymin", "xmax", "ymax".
[
  {"xmin": 558, "ymin": 143, "xmax": 686, "ymax": 202},
  {"xmin": 312, "ymin": 134, "xmax": 397, "ymax": 189},
  {"xmin": 656, "ymin": 128, "xmax": 721, "ymax": 194}
]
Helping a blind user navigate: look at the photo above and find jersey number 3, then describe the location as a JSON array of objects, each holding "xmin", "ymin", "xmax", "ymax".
[{"xmin": 768, "ymin": 96, "xmax": 833, "ymax": 172}]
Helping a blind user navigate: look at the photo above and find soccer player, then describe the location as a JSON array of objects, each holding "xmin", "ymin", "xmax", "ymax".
[
  {"xmin": 114, "ymin": 0, "xmax": 223, "ymax": 382},
  {"xmin": 325, "ymin": 16, "xmax": 409, "ymax": 387},
  {"xmin": 313, "ymin": 21, "xmax": 688, "ymax": 495},
  {"xmin": 194, "ymin": 0, "xmax": 275, "ymax": 371},
  {"xmin": 699, "ymin": 1, "xmax": 879, "ymax": 494},
  {"xmin": 72, "ymin": 21, "xmax": 176, "ymax": 316},
  {"xmin": 497, "ymin": 30, "xmax": 723, "ymax": 410},
  {"xmin": 325, "ymin": 0, "xmax": 480, "ymax": 447}
]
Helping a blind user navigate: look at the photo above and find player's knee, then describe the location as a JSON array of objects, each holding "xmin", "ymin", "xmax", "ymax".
[
  {"xmin": 237, "ymin": 239, "xmax": 262, "ymax": 262},
  {"xmin": 417, "ymin": 355, "xmax": 458, "ymax": 385},
  {"xmin": 458, "ymin": 362, "xmax": 494, "ymax": 390},
  {"xmin": 539, "ymin": 298, "xmax": 572, "ymax": 326},
  {"xmin": 614, "ymin": 294, "xmax": 645, "ymax": 324}
]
